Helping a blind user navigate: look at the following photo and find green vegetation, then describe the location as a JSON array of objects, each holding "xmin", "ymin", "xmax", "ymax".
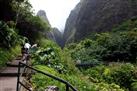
[
  {"xmin": 31, "ymin": 18, "xmax": 137, "ymax": 91},
  {"xmin": 0, "ymin": 45, "xmax": 20, "ymax": 68},
  {"xmin": 112, "ymin": 17, "xmax": 137, "ymax": 32},
  {"xmin": 0, "ymin": 0, "xmax": 50, "ymax": 67},
  {"xmin": 1, "ymin": 0, "xmax": 137, "ymax": 91},
  {"xmin": 83, "ymin": 63, "xmax": 137, "ymax": 90},
  {"xmin": 0, "ymin": 0, "xmax": 50, "ymax": 44},
  {"xmin": 0, "ymin": 21, "xmax": 22, "ymax": 48},
  {"xmin": 0, "ymin": 20, "xmax": 22, "ymax": 67},
  {"xmin": 30, "ymin": 40, "xmax": 125, "ymax": 91},
  {"xmin": 68, "ymin": 30, "xmax": 137, "ymax": 64}
]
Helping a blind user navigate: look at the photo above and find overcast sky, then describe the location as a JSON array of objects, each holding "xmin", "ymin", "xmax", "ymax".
[{"xmin": 29, "ymin": 0, "xmax": 80, "ymax": 31}]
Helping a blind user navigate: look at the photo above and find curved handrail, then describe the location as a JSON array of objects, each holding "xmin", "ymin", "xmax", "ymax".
[{"xmin": 17, "ymin": 62, "xmax": 78, "ymax": 91}]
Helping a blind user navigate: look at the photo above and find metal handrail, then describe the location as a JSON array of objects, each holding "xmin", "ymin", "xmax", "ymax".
[{"xmin": 17, "ymin": 62, "xmax": 78, "ymax": 91}]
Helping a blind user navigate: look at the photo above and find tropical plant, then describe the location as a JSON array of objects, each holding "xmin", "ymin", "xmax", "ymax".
[{"xmin": 0, "ymin": 21, "xmax": 22, "ymax": 48}]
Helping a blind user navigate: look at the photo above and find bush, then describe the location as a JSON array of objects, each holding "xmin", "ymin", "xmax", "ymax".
[
  {"xmin": 83, "ymin": 63, "xmax": 137, "ymax": 90},
  {"xmin": 68, "ymin": 30, "xmax": 137, "ymax": 64},
  {"xmin": 0, "ymin": 21, "xmax": 21, "ymax": 48},
  {"xmin": 110, "ymin": 63, "xmax": 135, "ymax": 89},
  {"xmin": 31, "ymin": 65, "xmax": 96, "ymax": 91},
  {"xmin": 131, "ymin": 82, "xmax": 137, "ymax": 91},
  {"xmin": 0, "ymin": 45, "xmax": 20, "ymax": 68},
  {"xmin": 95, "ymin": 82, "xmax": 124, "ymax": 91},
  {"xmin": 32, "ymin": 65, "xmax": 125, "ymax": 91}
]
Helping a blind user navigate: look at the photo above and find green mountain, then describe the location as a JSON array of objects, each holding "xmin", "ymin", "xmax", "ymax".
[{"xmin": 63, "ymin": 0, "xmax": 137, "ymax": 45}]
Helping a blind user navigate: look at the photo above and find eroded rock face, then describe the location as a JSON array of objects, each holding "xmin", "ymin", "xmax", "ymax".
[
  {"xmin": 37, "ymin": 10, "xmax": 50, "ymax": 26},
  {"xmin": 37, "ymin": 10, "xmax": 63, "ymax": 47},
  {"xmin": 47, "ymin": 28, "xmax": 63, "ymax": 48},
  {"xmin": 63, "ymin": 2, "xmax": 82, "ymax": 46},
  {"xmin": 64, "ymin": 0, "xmax": 137, "ymax": 43}
]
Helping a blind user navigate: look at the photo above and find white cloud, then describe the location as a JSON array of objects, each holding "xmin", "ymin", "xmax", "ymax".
[{"xmin": 29, "ymin": 0, "xmax": 80, "ymax": 31}]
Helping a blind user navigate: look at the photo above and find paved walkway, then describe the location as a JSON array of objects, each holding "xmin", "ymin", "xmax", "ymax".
[
  {"xmin": 0, "ymin": 56, "xmax": 22, "ymax": 91},
  {"xmin": 0, "ymin": 77, "xmax": 17, "ymax": 91}
]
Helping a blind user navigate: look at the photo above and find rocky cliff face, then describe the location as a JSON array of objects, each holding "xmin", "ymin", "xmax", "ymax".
[
  {"xmin": 37, "ymin": 10, "xmax": 50, "ymax": 26},
  {"xmin": 63, "ymin": 2, "xmax": 82, "ymax": 46},
  {"xmin": 47, "ymin": 28, "xmax": 63, "ymax": 47},
  {"xmin": 64, "ymin": 0, "xmax": 137, "ymax": 43},
  {"xmin": 37, "ymin": 10, "xmax": 63, "ymax": 47}
]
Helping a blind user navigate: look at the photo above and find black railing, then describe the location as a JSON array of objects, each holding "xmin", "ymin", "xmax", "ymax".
[{"xmin": 16, "ymin": 62, "xmax": 78, "ymax": 91}]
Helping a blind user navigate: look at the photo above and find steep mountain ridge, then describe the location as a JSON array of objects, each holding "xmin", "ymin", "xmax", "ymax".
[
  {"xmin": 63, "ymin": 2, "xmax": 82, "ymax": 46},
  {"xmin": 47, "ymin": 28, "xmax": 63, "ymax": 47},
  {"xmin": 37, "ymin": 10, "xmax": 50, "ymax": 26},
  {"xmin": 63, "ymin": 0, "xmax": 137, "ymax": 44},
  {"xmin": 37, "ymin": 10, "xmax": 63, "ymax": 47}
]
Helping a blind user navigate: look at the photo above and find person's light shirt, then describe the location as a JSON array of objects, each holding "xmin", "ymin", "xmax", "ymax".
[{"xmin": 24, "ymin": 43, "xmax": 31, "ymax": 49}]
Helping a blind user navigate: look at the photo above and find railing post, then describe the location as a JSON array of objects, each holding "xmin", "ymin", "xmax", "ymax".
[
  {"xmin": 66, "ymin": 84, "xmax": 69, "ymax": 91},
  {"xmin": 16, "ymin": 62, "xmax": 21, "ymax": 91}
]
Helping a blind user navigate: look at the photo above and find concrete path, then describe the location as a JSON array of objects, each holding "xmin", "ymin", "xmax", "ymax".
[
  {"xmin": 0, "ymin": 77, "xmax": 17, "ymax": 91},
  {"xmin": 0, "ymin": 56, "xmax": 22, "ymax": 91}
]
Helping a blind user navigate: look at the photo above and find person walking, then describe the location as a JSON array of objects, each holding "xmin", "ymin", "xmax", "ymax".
[
  {"xmin": 24, "ymin": 41, "xmax": 31, "ymax": 54},
  {"xmin": 21, "ymin": 40, "xmax": 31, "ymax": 64}
]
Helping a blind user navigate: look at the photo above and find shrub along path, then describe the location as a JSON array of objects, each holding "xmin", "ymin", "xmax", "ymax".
[{"xmin": 0, "ymin": 56, "xmax": 23, "ymax": 91}]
